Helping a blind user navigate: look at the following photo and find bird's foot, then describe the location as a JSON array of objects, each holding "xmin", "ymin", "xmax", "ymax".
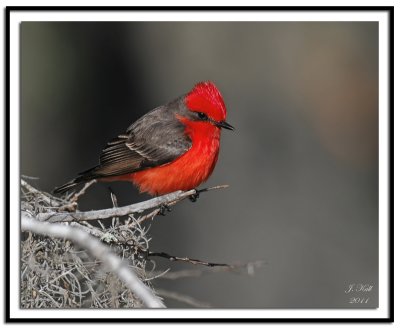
[
  {"xmin": 159, "ymin": 203, "xmax": 172, "ymax": 216},
  {"xmin": 189, "ymin": 189, "xmax": 200, "ymax": 202}
]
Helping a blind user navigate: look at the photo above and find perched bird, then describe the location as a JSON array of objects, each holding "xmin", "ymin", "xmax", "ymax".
[{"xmin": 54, "ymin": 81, "xmax": 234, "ymax": 196}]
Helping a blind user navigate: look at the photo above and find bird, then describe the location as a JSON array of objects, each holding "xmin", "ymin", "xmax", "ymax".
[{"xmin": 54, "ymin": 81, "xmax": 234, "ymax": 196}]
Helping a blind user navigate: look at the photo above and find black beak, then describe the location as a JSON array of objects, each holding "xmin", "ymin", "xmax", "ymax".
[{"xmin": 216, "ymin": 120, "xmax": 235, "ymax": 131}]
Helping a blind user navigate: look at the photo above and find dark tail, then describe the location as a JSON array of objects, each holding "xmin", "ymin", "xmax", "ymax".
[{"xmin": 53, "ymin": 166, "xmax": 99, "ymax": 194}]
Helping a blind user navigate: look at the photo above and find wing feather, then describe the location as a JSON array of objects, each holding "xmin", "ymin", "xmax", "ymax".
[{"xmin": 93, "ymin": 105, "xmax": 191, "ymax": 178}]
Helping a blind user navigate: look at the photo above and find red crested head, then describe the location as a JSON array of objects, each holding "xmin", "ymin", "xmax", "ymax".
[{"xmin": 185, "ymin": 81, "xmax": 227, "ymax": 122}]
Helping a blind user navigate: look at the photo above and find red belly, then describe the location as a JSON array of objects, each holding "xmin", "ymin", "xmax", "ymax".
[{"xmin": 131, "ymin": 139, "xmax": 219, "ymax": 195}]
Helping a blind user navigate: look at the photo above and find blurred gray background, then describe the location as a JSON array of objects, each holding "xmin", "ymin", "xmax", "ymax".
[{"xmin": 21, "ymin": 21, "xmax": 378, "ymax": 308}]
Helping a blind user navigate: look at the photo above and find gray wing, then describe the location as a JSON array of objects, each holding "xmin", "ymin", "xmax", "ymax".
[{"xmin": 92, "ymin": 105, "xmax": 192, "ymax": 177}]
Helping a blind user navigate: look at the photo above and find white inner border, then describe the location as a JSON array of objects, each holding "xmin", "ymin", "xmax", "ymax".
[{"xmin": 8, "ymin": 9, "xmax": 390, "ymax": 320}]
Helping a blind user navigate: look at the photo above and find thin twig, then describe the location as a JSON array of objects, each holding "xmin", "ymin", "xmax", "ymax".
[
  {"xmin": 147, "ymin": 251, "xmax": 233, "ymax": 268},
  {"xmin": 151, "ymin": 269, "xmax": 204, "ymax": 280},
  {"xmin": 21, "ymin": 175, "xmax": 40, "ymax": 180},
  {"xmin": 150, "ymin": 260, "xmax": 267, "ymax": 278},
  {"xmin": 58, "ymin": 180, "xmax": 97, "ymax": 212},
  {"xmin": 109, "ymin": 187, "xmax": 120, "ymax": 227},
  {"xmin": 136, "ymin": 208, "xmax": 160, "ymax": 225},
  {"xmin": 69, "ymin": 179, "xmax": 97, "ymax": 203},
  {"xmin": 157, "ymin": 289, "xmax": 210, "ymax": 308},
  {"xmin": 21, "ymin": 213, "xmax": 165, "ymax": 308}
]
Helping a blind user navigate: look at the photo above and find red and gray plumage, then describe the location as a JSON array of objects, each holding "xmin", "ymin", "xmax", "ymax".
[{"xmin": 54, "ymin": 81, "xmax": 234, "ymax": 196}]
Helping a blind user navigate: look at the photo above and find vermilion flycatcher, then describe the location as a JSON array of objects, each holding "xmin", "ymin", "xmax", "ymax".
[{"xmin": 54, "ymin": 81, "xmax": 233, "ymax": 196}]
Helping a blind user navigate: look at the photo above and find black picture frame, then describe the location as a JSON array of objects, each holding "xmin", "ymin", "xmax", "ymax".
[{"xmin": 5, "ymin": 5, "xmax": 394, "ymax": 323}]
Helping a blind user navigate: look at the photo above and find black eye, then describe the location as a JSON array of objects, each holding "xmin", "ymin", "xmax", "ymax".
[{"xmin": 197, "ymin": 112, "xmax": 208, "ymax": 120}]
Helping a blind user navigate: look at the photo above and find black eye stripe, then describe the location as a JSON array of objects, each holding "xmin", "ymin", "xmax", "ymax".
[{"xmin": 197, "ymin": 112, "xmax": 208, "ymax": 120}]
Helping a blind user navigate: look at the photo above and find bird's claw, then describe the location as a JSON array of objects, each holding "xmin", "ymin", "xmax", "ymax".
[
  {"xmin": 189, "ymin": 190, "xmax": 200, "ymax": 202},
  {"xmin": 159, "ymin": 204, "xmax": 172, "ymax": 216}
]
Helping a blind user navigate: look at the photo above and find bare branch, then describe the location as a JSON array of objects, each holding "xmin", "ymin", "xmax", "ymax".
[
  {"xmin": 21, "ymin": 213, "xmax": 165, "ymax": 308},
  {"xmin": 150, "ymin": 260, "xmax": 267, "ymax": 279},
  {"xmin": 148, "ymin": 251, "xmax": 232, "ymax": 267},
  {"xmin": 37, "ymin": 185, "xmax": 228, "ymax": 223}
]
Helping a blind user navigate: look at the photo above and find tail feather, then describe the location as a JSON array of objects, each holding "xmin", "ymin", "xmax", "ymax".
[
  {"xmin": 53, "ymin": 166, "xmax": 99, "ymax": 194},
  {"xmin": 53, "ymin": 180, "xmax": 81, "ymax": 194}
]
